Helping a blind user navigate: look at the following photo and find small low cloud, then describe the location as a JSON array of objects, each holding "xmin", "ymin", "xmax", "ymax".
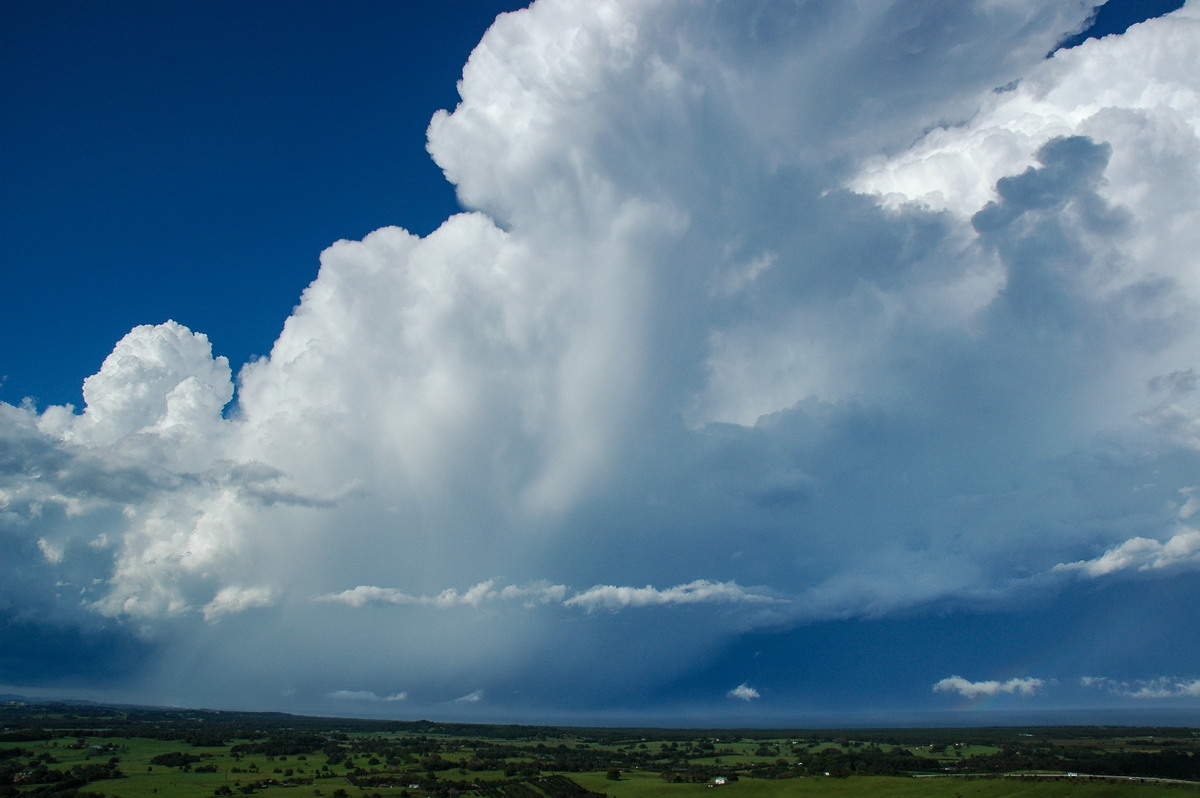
[
  {"xmin": 563, "ymin": 580, "xmax": 776, "ymax": 611},
  {"xmin": 201, "ymin": 586, "xmax": 274, "ymax": 622},
  {"xmin": 454, "ymin": 689, "xmax": 484, "ymax": 704},
  {"xmin": 36, "ymin": 538, "xmax": 64, "ymax": 564},
  {"xmin": 933, "ymin": 675, "xmax": 1044, "ymax": 699},
  {"xmin": 316, "ymin": 585, "xmax": 412, "ymax": 608},
  {"xmin": 1082, "ymin": 676, "xmax": 1200, "ymax": 699},
  {"xmin": 726, "ymin": 682, "xmax": 760, "ymax": 701},
  {"xmin": 315, "ymin": 580, "xmax": 569, "ymax": 609},
  {"xmin": 1054, "ymin": 529, "xmax": 1200, "ymax": 577},
  {"xmin": 326, "ymin": 689, "xmax": 408, "ymax": 703},
  {"xmin": 317, "ymin": 578, "xmax": 773, "ymax": 612}
]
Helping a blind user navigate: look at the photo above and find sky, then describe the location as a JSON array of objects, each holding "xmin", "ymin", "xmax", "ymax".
[{"xmin": 2, "ymin": 0, "xmax": 1199, "ymax": 727}]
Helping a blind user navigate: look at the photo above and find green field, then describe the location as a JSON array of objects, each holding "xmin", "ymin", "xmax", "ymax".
[
  {"xmin": 576, "ymin": 771, "xmax": 1198, "ymax": 798},
  {"xmin": 2, "ymin": 702, "xmax": 1198, "ymax": 797}
]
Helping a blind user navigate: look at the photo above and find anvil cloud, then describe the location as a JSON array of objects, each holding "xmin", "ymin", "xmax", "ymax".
[{"xmin": 3, "ymin": 0, "xmax": 1200, "ymax": 722}]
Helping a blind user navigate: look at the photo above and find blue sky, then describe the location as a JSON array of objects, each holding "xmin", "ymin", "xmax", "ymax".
[
  {"xmin": 2, "ymin": 0, "xmax": 528, "ymax": 409},
  {"xmin": 3, "ymin": 0, "xmax": 1200, "ymax": 726}
]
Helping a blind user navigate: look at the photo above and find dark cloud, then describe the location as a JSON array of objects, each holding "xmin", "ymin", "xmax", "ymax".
[{"xmin": 0, "ymin": 611, "xmax": 153, "ymax": 687}]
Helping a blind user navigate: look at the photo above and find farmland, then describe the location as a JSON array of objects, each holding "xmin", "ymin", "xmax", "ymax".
[{"xmin": 2, "ymin": 702, "xmax": 1198, "ymax": 797}]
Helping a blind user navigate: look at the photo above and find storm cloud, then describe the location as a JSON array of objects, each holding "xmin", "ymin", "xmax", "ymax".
[{"xmin": 3, "ymin": 0, "xmax": 1200, "ymax": 720}]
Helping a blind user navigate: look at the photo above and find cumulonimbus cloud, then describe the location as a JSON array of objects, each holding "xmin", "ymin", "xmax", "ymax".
[
  {"xmin": 933, "ymin": 676, "xmax": 1045, "ymax": 699},
  {"xmin": 3, "ymin": 0, "xmax": 1199, "ymax": 716}
]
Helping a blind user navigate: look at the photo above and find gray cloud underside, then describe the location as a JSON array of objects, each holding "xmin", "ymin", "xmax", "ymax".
[{"xmin": 4, "ymin": 0, "xmax": 1200, "ymax": 712}]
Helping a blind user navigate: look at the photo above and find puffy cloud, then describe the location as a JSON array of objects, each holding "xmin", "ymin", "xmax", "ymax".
[
  {"xmin": 64, "ymin": 321, "xmax": 233, "ymax": 457},
  {"xmin": 4, "ymin": 0, "xmax": 1200, "ymax": 716},
  {"xmin": 933, "ymin": 676, "xmax": 1045, "ymax": 699},
  {"xmin": 726, "ymin": 683, "xmax": 760, "ymax": 702},
  {"xmin": 1054, "ymin": 529, "xmax": 1200, "ymax": 576},
  {"xmin": 853, "ymin": 4, "xmax": 1200, "ymax": 221},
  {"xmin": 202, "ymin": 586, "xmax": 275, "ymax": 622},
  {"xmin": 1054, "ymin": 488, "xmax": 1200, "ymax": 577},
  {"xmin": 317, "ymin": 585, "xmax": 419, "ymax": 608},
  {"xmin": 37, "ymin": 538, "xmax": 64, "ymax": 565}
]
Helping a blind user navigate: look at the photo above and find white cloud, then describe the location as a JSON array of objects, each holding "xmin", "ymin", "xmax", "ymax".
[
  {"xmin": 317, "ymin": 585, "xmax": 414, "ymax": 608},
  {"xmin": 853, "ymin": 5, "xmax": 1200, "ymax": 221},
  {"xmin": 316, "ymin": 581, "xmax": 569, "ymax": 609},
  {"xmin": 37, "ymin": 538, "xmax": 63, "ymax": 565},
  {"xmin": 327, "ymin": 690, "xmax": 408, "ymax": 703},
  {"xmin": 67, "ymin": 321, "xmax": 233, "ymax": 456},
  {"xmin": 4, "ymin": 0, "xmax": 1200, "ymax": 715},
  {"xmin": 454, "ymin": 690, "xmax": 484, "ymax": 704},
  {"xmin": 1054, "ymin": 529, "xmax": 1200, "ymax": 577},
  {"xmin": 933, "ymin": 675, "xmax": 1045, "ymax": 699},
  {"xmin": 318, "ymin": 579, "xmax": 769, "ymax": 612},
  {"xmin": 201, "ymin": 586, "xmax": 275, "ymax": 622},
  {"xmin": 1082, "ymin": 676, "xmax": 1200, "ymax": 699},
  {"xmin": 726, "ymin": 682, "xmax": 760, "ymax": 701},
  {"xmin": 563, "ymin": 580, "xmax": 777, "ymax": 611}
]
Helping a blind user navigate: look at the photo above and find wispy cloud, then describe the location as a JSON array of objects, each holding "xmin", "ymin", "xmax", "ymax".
[
  {"xmin": 326, "ymin": 690, "xmax": 408, "ymax": 703},
  {"xmin": 563, "ymin": 580, "xmax": 777, "ymax": 611},
  {"xmin": 317, "ymin": 579, "xmax": 774, "ymax": 612},
  {"xmin": 933, "ymin": 676, "xmax": 1044, "ymax": 699},
  {"xmin": 454, "ymin": 690, "xmax": 484, "ymax": 704},
  {"xmin": 1082, "ymin": 676, "xmax": 1200, "ymax": 699},
  {"xmin": 315, "ymin": 580, "xmax": 567, "ymax": 609}
]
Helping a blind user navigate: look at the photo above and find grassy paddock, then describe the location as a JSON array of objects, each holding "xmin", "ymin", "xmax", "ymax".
[
  {"xmin": 575, "ymin": 772, "xmax": 1199, "ymax": 798},
  {"xmin": 3, "ymin": 705, "xmax": 1197, "ymax": 798},
  {"xmin": 47, "ymin": 751, "xmax": 1199, "ymax": 798}
]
